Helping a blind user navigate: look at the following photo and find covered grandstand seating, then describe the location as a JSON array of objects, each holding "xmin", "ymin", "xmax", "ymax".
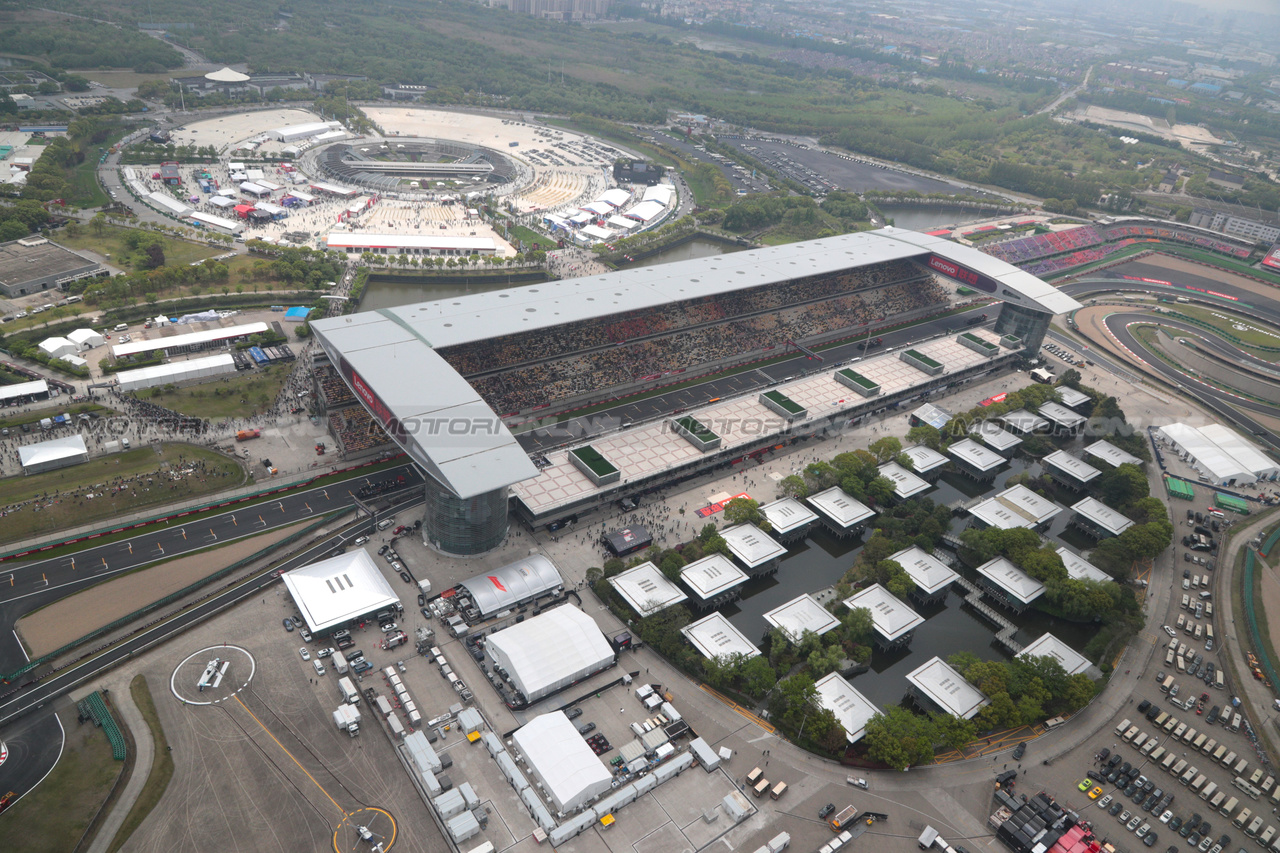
[
  {"xmin": 1100, "ymin": 224, "xmax": 1251, "ymax": 259},
  {"xmin": 328, "ymin": 404, "xmax": 390, "ymax": 455},
  {"xmin": 982, "ymin": 226, "xmax": 1104, "ymax": 264}
]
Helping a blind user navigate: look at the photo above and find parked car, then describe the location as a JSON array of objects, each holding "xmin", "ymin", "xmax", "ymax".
[
  {"xmin": 352, "ymin": 659, "xmax": 373, "ymax": 673},
  {"xmin": 299, "ymin": 647, "xmax": 310, "ymax": 660},
  {"xmin": 578, "ymin": 723, "xmax": 596, "ymax": 735},
  {"xmin": 282, "ymin": 618, "xmax": 294, "ymax": 632},
  {"xmin": 566, "ymin": 708, "xmax": 583, "ymax": 720},
  {"xmin": 819, "ymin": 803, "xmax": 836, "ymax": 819},
  {"xmin": 1013, "ymin": 743, "xmax": 1026, "ymax": 760},
  {"xmin": 315, "ymin": 648, "xmax": 334, "ymax": 658}
]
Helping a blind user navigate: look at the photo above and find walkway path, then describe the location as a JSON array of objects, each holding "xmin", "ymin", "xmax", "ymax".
[{"xmin": 86, "ymin": 677, "xmax": 153, "ymax": 853}]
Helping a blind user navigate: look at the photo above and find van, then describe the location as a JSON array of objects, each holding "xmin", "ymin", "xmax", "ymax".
[
  {"xmin": 746, "ymin": 767, "xmax": 763, "ymax": 787},
  {"xmin": 1181, "ymin": 766, "xmax": 1198, "ymax": 785},
  {"xmin": 1201, "ymin": 736, "xmax": 1216, "ymax": 755},
  {"xmin": 1183, "ymin": 727, "xmax": 1198, "ymax": 744},
  {"xmin": 1192, "ymin": 733, "xmax": 1208, "ymax": 751},
  {"xmin": 1160, "ymin": 752, "xmax": 1176, "ymax": 770},
  {"xmin": 1210, "ymin": 790, "xmax": 1226, "ymax": 811},
  {"xmin": 1191, "ymin": 775, "xmax": 1207, "ymax": 793},
  {"xmin": 1132, "ymin": 733, "xmax": 1148, "ymax": 750},
  {"xmin": 1252, "ymin": 769, "xmax": 1266, "ymax": 786},
  {"xmin": 1166, "ymin": 648, "xmax": 1177, "ymax": 666},
  {"xmin": 1199, "ymin": 590, "xmax": 1212, "ymax": 600},
  {"xmin": 1182, "ymin": 594, "xmax": 1191, "ymax": 609},
  {"xmin": 1235, "ymin": 807, "xmax": 1252, "ymax": 828},
  {"xmin": 1141, "ymin": 738, "xmax": 1157, "ymax": 756},
  {"xmin": 113, "ymin": 323, "xmax": 128, "ymax": 332},
  {"xmin": 1151, "ymin": 747, "xmax": 1167, "ymax": 764},
  {"xmin": 1236, "ymin": 759, "xmax": 1251, "ymax": 777},
  {"xmin": 1174, "ymin": 722, "xmax": 1188, "ymax": 739},
  {"xmin": 1212, "ymin": 745, "xmax": 1227, "ymax": 763},
  {"xmin": 1260, "ymin": 826, "xmax": 1277, "ymax": 847},
  {"xmin": 1173, "ymin": 759, "xmax": 1189, "ymax": 776},
  {"xmin": 1124, "ymin": 726, "xmax": 1140, "ymax": 742},
  {"xmin": 1206, "ymin": 625, "xmax": 1215, "ymax": 642},
  {"xmin": 1164, "ymin": 714, "xmax": 1179, "ymax": 732},
  {"xmin": 122, "ymin": 437, "xmax": 130, "ymax": 449},
  {"xmin": 312, "ymin": 659, "xmax": 326, "ymax": 676},
  {"xmin": 377, "ymin": 518, "xmax": 395, "ymax": 530},
  {"xmin": 1177, "ymin": 614, "xmax": 1187, "ymax": 630},
  {"xmin": 1220, "ymin": 796, "xmax": 1239, "ymax": 817},
  {"xmin": 1248, "ymin": 816, "xmax": 1265, "ymax": 838},
  {"xmin": 1222, "ymin": 751, "xmax": 1237, "ymax": 768},
  {"xmin": 753, "ymin": 778, "xmax": 771, "ymax": 798},
  {"xmin": 1115, "ymin": 718, "xmax": 1132, "ymax": 736},
  {"xmin": 1231, "ymin": 714, "xmax": 1242, "ymax": 732},
  {"xmin": 1214, "ymin": 671, "xmax": 1224, "ymax": 690},
  {"xmin": 769, "ymin": 781, "xmax": 787, "ymax": 800},
  {"xmin": 1264, "ymin": 776, "xmax": 1276, "ymax": 795},
  {"xmin": 1194, "ymin": 625, "xmax": 1203, "ymax": 640},
  {"xmin": 1200, "ymin": 575, "xmax": 1209, "ymax": 589},
  {"xmin": 1154, "ymin": 711, "xmax": 1169, "ymax": 727},
  {"xmin": 1197, "ymin": 779, "xmax": 1215, "ymax": 798},
  {"xmin": 1177, "ymin": 656, "xmax": 1187, "ymax": 672}
]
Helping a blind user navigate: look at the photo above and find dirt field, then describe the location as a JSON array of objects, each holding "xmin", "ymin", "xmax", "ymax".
[{"xmin": 16, "ymin": 522, "xmax": 309, "ymax": 658}]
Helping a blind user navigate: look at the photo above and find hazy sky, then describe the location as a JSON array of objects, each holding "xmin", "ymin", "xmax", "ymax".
[{"xmin": 1178, "ymin": 0, "xmax": 1276, "ymax": 13}]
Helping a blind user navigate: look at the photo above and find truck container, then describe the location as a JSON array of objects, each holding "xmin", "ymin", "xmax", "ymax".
[
  {"xmin": 333, "ymin": 704, "xmax": 360, "ymax": 736},
  {"xmin": 331, "ymin": 650, "xmax": 348, "ymax": 674},
  {"xmin": 338, "ymin": 676, "xmax": 359, "ymax": 705},
  {"xmin": 375, "ymin": 695, "xmax": 394, "ymax": 717},
  {"xmin": 387, "ymin": 714, "xmax": 405, "ymax": 739},
  {"xmin": 830, "ymin": 805, "xmax": 859, "ymax": 831},
  {"xmin": 767, "ymin": 833, "xmax": 790, "ymax": 853},
  {"xmin": 235, "ymin": 429, "xmax": 260, "ymax": 441}
]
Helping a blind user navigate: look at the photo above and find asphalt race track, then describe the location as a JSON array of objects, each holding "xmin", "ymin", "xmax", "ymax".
[{"xmin": 0, "ymin": 712, "xmax": 62, "ymax": 807}]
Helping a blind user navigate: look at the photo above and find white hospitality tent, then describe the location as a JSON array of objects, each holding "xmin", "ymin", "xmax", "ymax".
[
  {"xmin": 511, "ymin": 712, "xmax": 613, "ymax": 812},
  {"xmin": 606, "ymin": 214, "xmax": 639, "ymax": 232},
  {"xmin": 625, "ymin": 200, "xmax": 666, "ymax": 222},
  {"xmin": 115, "ymin": 353, "xmax": 237, "ymax": 392},
  {"xmin": 19, "ymin": 434, "xmax": 89, "ymax": 474},
  {"xmin": 67, "ymin": 328, "xmax": 105, "ymax": 350},
  {"xmin": 485, "ymin": 605, "xmax": 614, "ymax": 703},
  {"xmin": 281, "ymin": 550, "xmax": 401, "ymax": 634},
  {"xmin": 642, "ymin": 184, "xmax": 674, "ymax": 205},
  {"xmin": 38, "ymin": 337, "xmax": 77, "ymax": 360},
  {"xmin": 598, "ymin": 188, "xmax": 631, "ymax": 208}
]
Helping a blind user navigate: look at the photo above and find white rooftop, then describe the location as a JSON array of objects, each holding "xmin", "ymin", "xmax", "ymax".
[
  {"xmin": 947, "ymin": 437, "xmax": 1007, "ymax": 472},
  {"xmin": 905, "ymin": 656, "xmax": 990, "ymax": 719},
  {"xmin": 878, "ymin": 461, "xmax": 931, "ymax": 499},
  {"xmin": 607, "ymin": 562, "xmax": 687, "ymax": 616},
  {"xmin": 844, "ymin": 584, "xmax": 924, "ymax": 642},
  {"xmin": 1043, "ymin": 449, "xmax": 1101, "ymax": 483},
  {"xmin": 681, "ymin": 611, "xmax": 760, "ymax": 660},
  {"xmin": 972, "ymin": 420, "xmax": 1022, "ymax": 451},
  {"xmin": 679, "ymin": 554, "xmax": 749, "ymax": 600},
  {"xmin": 1084, "ymin": 439, "xmax": 1142, "ymax": 468},
  {"xmin": 111, "ymin": 321, "xmax": 268, "ymax": 358},
  {"xmin": 0, "ymin": 379, "xmax": 47, "ymax": 403},
  {"xmin": 976, "ymin": 556, "xmax": 1046, "ymax": 605},
  {"xmin": 720, "ymin": 524, "xmax": 787, "ymax": 569},
  {"xmin": 18, "ymin": 434, "xmax": 87, "ymax": 470},
  {"xmin": 760, "ymin": 497, "xmax": 818, "ymax": 535},
  {"xmin": 1000, "ymin": 409, "xmax": 1049, "ymax": 434},
  {"xmin": 1199, "ymin": 423, "xmax": 1279, "ymax": 480},
  {"xmin": 763, "ymin": 594, "xmax": 841, "ymax": 643},
  {"xmin": 902, "ymin": 444, "xmax": 948, "ymax": 473},
  {"xmin": 1057, "ymin": 386, "xmax": 1091, "ymax": 409},
  {"xmin": 325, "ymin": 232, "xmax": 497, "ymax": 253},
  {"xmin": 1018, "ymin": 633, "xmax": 1091, "ymax": 676},
  {"xmin": 511, "ymin": 712, "xmax": 613, "ymax": 813},
  {"xmin": 970, "ymin": 483, "xmax": 1063, "ymax": 530},
  {"xmin": 889, "ymin": 546, "xmax": 959, "ymax": 596},
  {"xmin": 282, "ymin": 550, "xmax": 401, "ymax": 633},
  {"xmin": 1038, "ymin": 400, "xmax": 1087, "ymax": 429},
  {"xmin": 814, "ymin": 672, "xmax": 879, "ymax": 744},
  {"xmin": 1072, "ymin": 496, "xmax": 1134, "ymax": 535},
  {"xmin": 1056, "ymin": 547, "xmax": 1112, "ymax": 584},
  {"xmin": 486, "ymin": 605, "xmax": 614, "ymax": 702},
  {"xmin": 806, "ymin": 486, "xmax": 875, "ymax": 529}
]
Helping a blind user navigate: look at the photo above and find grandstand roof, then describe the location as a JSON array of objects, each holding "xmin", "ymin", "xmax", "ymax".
[
  {"xmin": 320, "ymin": 229, "xmax": 1074, "ymax": 352},
  {"xmin": 310, "ymin": 311, "xmax": 539, "ymax": 498}
]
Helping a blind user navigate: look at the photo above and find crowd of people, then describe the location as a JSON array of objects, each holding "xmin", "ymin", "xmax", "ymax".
[
  {"xmin": 314, "ymin": 365, "xmax": 355, "ymax": 409},
  {"xmin": 327, "ymin": 404, "xmax": 388, "ymax": 456},
  {"xmin": 470, "ymin": 274, "xmax": 948, "ymax": 414}
]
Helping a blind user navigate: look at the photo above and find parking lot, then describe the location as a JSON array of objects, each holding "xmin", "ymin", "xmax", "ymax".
[{"xmin": 723, "ymin": 138, "xmax": 971, "ymax": 195}]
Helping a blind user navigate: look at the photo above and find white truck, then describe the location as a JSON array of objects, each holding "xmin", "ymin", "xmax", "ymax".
[
  {"xmin": 331, "ymin": 650, "xmax": 348, "ymax": 674},
  {"xmin": 333, "ymin": 704, "xmax": 361, "ymax": 736},
  {"xmin": 337, "ymin": 676, "xmax": 359, "ymax": 705}
]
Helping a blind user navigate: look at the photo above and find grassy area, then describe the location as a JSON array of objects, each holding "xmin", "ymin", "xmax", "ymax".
[
  {"xmin": 54, "ymin": 224, "xmax": 221, "ymax": 271},
  {"xmin": 503, "ymin": 223, "xmax": 549, "ymax": 249},
  {"xmin": 1168, "ymin": 304, "xmax": 1280, "ymax": 359},
  {"xmin": 131, "ymin": 364, "xmax": 292, "ymax": 420},
  {"xmin": 0, "ymin": 443, "xmax": 245, "ymax": 544},
  {"xmin": 0, "ymin": 403, "xmax": 114, "ymax": 432},
  {"xmin": 105, "ymin": 676, "xmax": 173, "ymax": 853},
  {"xmin": 0, "ymin": 715, "xmax": 123, "ymax": 853}
]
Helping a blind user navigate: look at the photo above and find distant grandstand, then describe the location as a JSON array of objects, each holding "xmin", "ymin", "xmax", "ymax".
[{"xmin": 316, "ymin": 137, "xmax": 518, "ymax": 192}]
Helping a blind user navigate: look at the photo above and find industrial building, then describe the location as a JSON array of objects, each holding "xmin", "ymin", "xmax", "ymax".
[
  {"xmin": 1156, "ymin": 423, "xmax": 1279, "ymax": 486},
  {"xmin": 1070, "ymin": 496, "xmax": 1134, "ymax": 539},
  {"xmin": 511, "ymin": 712, "xmax": 613, "ymax": 813},
  {"xmin": 806, "ymin": 486, "xmax": 875, "ymax": 538},
  {"xmin": 112, "ymin": 322, "xmax": 269, "ymax": 360},
  {"xmin": 454, "ymin": 554, "xmax": 564, "ymax": 620},
  {"xmin": 813, "ymin": 672, "xmax": 879, "ymax": 744},
  {"xmin": 878, "ymin": 461, "xmax": 932, "ymax": 500},
  {"xmin": 759, "ymin": 497, "xmax": 817, "ymax": 541},
  {"xmin": 681, "ymin": 611, "xmax": 759, "ymax": 660},
  {"xmin": 1041, "ymin": 450, "xmax": 1101, "ymax": 490},
  {"xmin": 485, "ymin": 605, "xmax": 614, "ymax": 704},
  {"xmin": 720, "ymin": 524, "xmax": 786, "ymax": 575},
  {"xmin": 678, "ymin": 553, "xmax": 748, "ymax": 610},
  {"xmin": 843, "ymin": 583, "xmax": 923, "ymax": 651},
  {"xmin": 19, "ymin": 434, "xmax": 89, "ymax": 474},
  {"xmin": 1018, "ymin": 633, "xmax": 1092, "ymax": 676},
  {"xmin": 114, "ymin": 353, "xmax": 237, "ymax": 392},
  {"xmin": 607, "ymin": 562, "xmax": 686, "ymax": 617},
  {"xmin": 976, "ymin": 556, "xmax": 1046, "ymax": 611},
  {"xmin": 968, "ymin": 483, "xmax": 1062, "ymax": 532},
  {"xmin": 889, "ymin": 545, "xmax": 958, "ymax": 603},
  {"xmin": 905, "ymin": 656, "xmax": 990, "ymax": 719},
  {"xmin": 763, "ymin": 594, "xmax": 840, "ymax": 643},
  {"xmin": 0, "ymin": 237, "xmax": 100, "ymax": 297},
  {"xmin": 901, "ymin": 445, "xmax": 948, "ymax": 479},
  {"xmin": 281, "ymin": 551, "xmax": 402, "ymax": 634}
]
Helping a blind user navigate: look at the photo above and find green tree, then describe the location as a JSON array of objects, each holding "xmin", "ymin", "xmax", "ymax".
[
  {"xmin": 868, "ymin": 436, "xmax": 903, "ymax": 462},
  {"xmin": 778, "ymin": 474, "xmax": 808, "ymax": 499},
  {"xmin": 907, "ymin": 423, "xmax": 942, "ymax": 450},
  {"xmin": 862, "ymin": 707, "xmax": 938, "ymax": 770},
  {"xmin": 739, "ymin": 656, "xmax": 777, "ymax": 699},
  {"xmin": 1097, "ymin": 462, "xmax": 1149, "ymax": 509},
  {"xmin": 724, "ymin": 497, "xmax": 772, "ymax": 533}
]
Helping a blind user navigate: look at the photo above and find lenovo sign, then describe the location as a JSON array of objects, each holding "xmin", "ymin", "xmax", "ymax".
[
  {"xmin": 928, "ymin": 254, "xmax": 997, "ymax": 293},
  {"xmin": 339, "ymin": 357, "xmax": 398, "ymax": 431}
]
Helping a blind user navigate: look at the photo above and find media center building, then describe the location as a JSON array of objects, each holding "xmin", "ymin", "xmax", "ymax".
[{"xmin": 311, "ymin": 229, "xmax": 1080, "ymax": 556}]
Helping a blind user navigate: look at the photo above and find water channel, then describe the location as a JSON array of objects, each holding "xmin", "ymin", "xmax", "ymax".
[{"xmin": 875, "ymin": 203, "xmax": 991, "ymax": 233}]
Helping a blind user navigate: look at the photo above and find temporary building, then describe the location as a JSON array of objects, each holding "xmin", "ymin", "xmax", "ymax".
[
  {"xmin": 19, "ymin": 434, "xmax": 89, "ymax": 474},
  {"xmin": 38, "ymin": 336, "xmax": 77, "ymax": 360},
  {"xmin": 624, "ymin": 200, "xmax": 666, "ymax": 222},
  {"xmin": 456, "ymin": 554, "xmax": 563, "ymax": 618},
  {"xmin": 511, "ymin": 711, "xmax": 613, "ymax": 812},
  {"xmin": 115, "ymin": 353, "xmax": 237, "ymax": 392},
  {"xmin": 598, "ymin": 188, "xmax": 631, "ymax": 208},
  {"xmin": 485, "ymin": 605, "xmax": 614, "ymax": 703},
  {"xmin": 642, "ymin": 184, "xmax": 674, "ymax": 206},
  {"xmin": 281, "ymin": 550, "xmax": 402, "ymax": 633},
  {"xmin": 67, "ymin": 328, "xmax": 104, "ymax": 350}
]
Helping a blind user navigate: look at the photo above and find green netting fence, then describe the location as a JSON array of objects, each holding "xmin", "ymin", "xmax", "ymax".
[{"xmin": 1243, "ymin": 545, "xmax": 1280, "ymax": 696}]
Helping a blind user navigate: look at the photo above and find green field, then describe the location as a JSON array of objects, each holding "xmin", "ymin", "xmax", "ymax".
[
  {"xmin": 131, "ymin": 364, "xmax": 292, "ymax": 420},
  {"xmin": 0, "ymin": 443, "xmax": 246, "ymax": 544},
  {"xmin": 0, "ymin": 403, "xmax": 114, "ymax": 432},
  {"xmin": 0, "ymin": 717, "xmax": 123, "ymax": 853},
  {"xmin": 1170, "ymin": 304, "xmax": 1280, "ymax": 361},
  {"xmin": 54, "ymin": 224, "xmax": 221, "ymax": 271},
  {"xmin": 106, "ymin": 676, "xmax": 174, "ymax": 853}
]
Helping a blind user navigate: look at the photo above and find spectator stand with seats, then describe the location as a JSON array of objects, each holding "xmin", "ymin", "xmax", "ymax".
[{"xmin": 312, "ymin": 363, "xmax": 390, "ymax": 458}]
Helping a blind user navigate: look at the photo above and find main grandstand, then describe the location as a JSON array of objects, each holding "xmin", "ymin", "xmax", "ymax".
[
  {"xmin": 317, "ymin": 137, "xmax": 518, "ymax": 193},
  {"xmin": 311, "ymin": 228, "xmax": 1080, "ymax": 555}
]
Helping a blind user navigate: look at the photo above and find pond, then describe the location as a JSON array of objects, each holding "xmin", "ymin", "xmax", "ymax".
[
  {"xmin": 358, "ymin": 272, "xmax": 547, "ymax": 312},
  {"xmin": 875, "ymin": 203, "xmax": 993, "ymax": 234}
]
